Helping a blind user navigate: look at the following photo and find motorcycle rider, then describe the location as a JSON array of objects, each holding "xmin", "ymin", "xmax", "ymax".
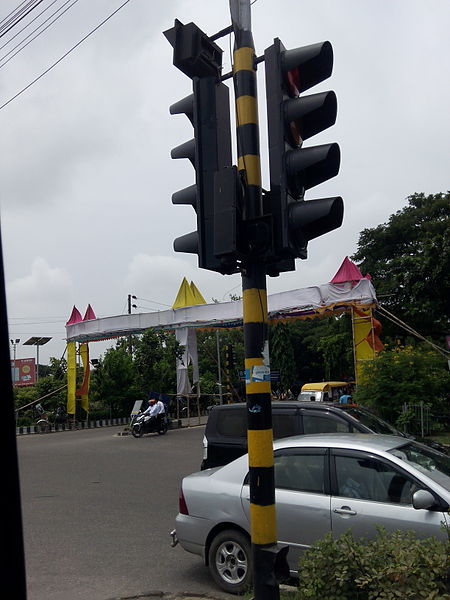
[{"xmin": 142, "ymin": 397, "xmax": 165, "ymax": 427}]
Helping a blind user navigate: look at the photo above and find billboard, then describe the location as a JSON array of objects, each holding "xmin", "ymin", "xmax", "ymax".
[{"xmin": 11, "ymin": 358, "xmax": 36, "ymax": 386}]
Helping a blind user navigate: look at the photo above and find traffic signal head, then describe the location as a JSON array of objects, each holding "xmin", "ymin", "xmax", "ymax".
[
  {"xmin": 166, "ymin": 20, "xmax": 238, "ymax": 274},
  {"xmin": 265, "ymin": 38, "xmax": 344, "ymax": 263},
  {"xmin": 164, "ymin": 19, "xmax": 222, "ymax": 78}
]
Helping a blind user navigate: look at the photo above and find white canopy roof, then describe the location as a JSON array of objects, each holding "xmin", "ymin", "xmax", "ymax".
[{"xmin": 66, "ymin": 278, "xmax": 377, "ymax": 343}]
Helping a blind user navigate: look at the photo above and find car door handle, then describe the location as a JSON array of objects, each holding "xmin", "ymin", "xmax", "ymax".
[{"xmin": 333, "ymin": 506, "xmax": 356, "ymax": 516}]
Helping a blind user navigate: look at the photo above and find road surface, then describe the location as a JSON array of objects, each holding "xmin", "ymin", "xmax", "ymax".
[{"xmin": 17, "ymin": 425, "xmax": 226, "ymax": 600}]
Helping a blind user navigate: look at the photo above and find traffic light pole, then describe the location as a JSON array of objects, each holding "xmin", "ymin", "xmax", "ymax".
[{"xmin": 230, "ymin": 2, "xmax": 287, "ymax": 599}]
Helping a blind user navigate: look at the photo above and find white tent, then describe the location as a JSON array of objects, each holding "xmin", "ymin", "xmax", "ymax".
[{"xmin": 66, "ymin": 278, "xmax": 377, "ymax": 343}]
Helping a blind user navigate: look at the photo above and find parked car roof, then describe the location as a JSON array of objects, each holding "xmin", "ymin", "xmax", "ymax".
[{"xmin": 272, "ymin": 432, "xmax": 409, "ymax": 453}]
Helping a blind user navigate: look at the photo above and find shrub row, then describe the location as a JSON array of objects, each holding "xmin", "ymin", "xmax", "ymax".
[{"xmin": 296, "ymin": 527, "xmax": 450, "ymax": 600}]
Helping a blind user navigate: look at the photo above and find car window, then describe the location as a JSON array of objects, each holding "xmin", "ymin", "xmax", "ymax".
[
  {"xmin": 303, "ymin": 413, "xmax": 351, "ymax": 434},
  {"xmin": 389, "ymin": 442, "xmax": 450, "ymax": 491},
  {"xmin": 274, "ymin": 452, "xmax": 325, "ymax": 494},
  {"xmin": 216, "ymin": 411, "xmax": 247, "ymax": 438},
  {"xmin": 272, "ymin": 413, "xmax": 299, "ymax": 439},
  {"xmin": 334, "ymin": 454, "xmax": 416, "ymax": 504},
  {"xmin": 342, "ymin": 407, "xmax": 400, "ymax": 435}
]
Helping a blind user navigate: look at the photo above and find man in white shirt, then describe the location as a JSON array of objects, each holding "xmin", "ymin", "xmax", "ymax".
[{"xmin": 142, "ymin": 398, "xmax": 165, "ymax": 425}]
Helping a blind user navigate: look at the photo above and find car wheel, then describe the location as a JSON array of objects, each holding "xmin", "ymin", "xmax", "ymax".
[{"xmin": 208, "ymin": 529, "xmax": 251, "ymax": 594}]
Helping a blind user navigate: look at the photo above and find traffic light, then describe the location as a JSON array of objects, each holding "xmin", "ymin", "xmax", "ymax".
[
  {"xmin": 165, "ymin": 20, "xmax": 237, "ymax": 274},
  {"xmin": 264, "ymin": 38, "xmax": 344, "ymax": 263}
]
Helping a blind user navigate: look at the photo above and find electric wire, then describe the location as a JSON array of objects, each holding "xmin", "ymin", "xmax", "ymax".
[
  {"xmin": 0, "ymin": 0, "xmax": 29, "ymax": 27},
  {"xmin": 135, "ymin": 296, "xmax": 172, "ymax": 308},
  {"xmin": 0, "ymin": 0, "xmax": 46, "ymax": 39},
  {"xmin": 0, "ymin": 0, "xmax": 38, "ymax": 32},
  {"xmin": 0, "ymin": 0, "xmax": 71, "ymax": 54},
  {"xmin": 0, "ymin": 0, "xmax": 132, "ymax": 111},
  {"xmin": 0, "ymin": 0, "xmax": 80, "ymax": 69},
  {"xmin": 376, "ymin": 304, "xmax": 449, "ymax": 358}
]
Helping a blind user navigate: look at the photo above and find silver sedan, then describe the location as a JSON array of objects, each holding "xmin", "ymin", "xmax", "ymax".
[{"xmin": 172, "ymin": 433, "xmax": 450, "ymax": 594}]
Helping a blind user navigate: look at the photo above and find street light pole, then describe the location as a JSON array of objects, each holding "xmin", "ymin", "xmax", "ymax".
[
  {"xmin": 128, "ymin": 294, "xmax": 136, "ymax": 354},
  {"xmin": 23, "ymin": 337, "xmax": 52, "ymax": 383},
  {"xmin": 10, "ymin": 338, "xmax": 20, "ymax": 386},
  {"xmin": 216, "ymin": 330, "xmax": 223, "ymax": 404}
]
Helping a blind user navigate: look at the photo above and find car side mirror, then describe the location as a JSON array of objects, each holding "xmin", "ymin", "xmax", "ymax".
[{"xmin": 412, "ymin": 489, "xmax": 435, "ymax": 510}]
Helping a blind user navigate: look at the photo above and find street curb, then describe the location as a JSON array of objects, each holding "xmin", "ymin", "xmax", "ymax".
[
  {"xmin": 17, "ymin": 416, "xmax": 208, "ymax": 436},
  {"xmin": 16, "ymin": 417, "xmax": 130, "ymax": 435},
  {"xmin": 106, "ymin": 587, "xmax": 297, "ymax": 600},
  {"xmin": 106, "ymin": 592, "xmax": 231, "ymax": 600},
  {"xmin": 118, "ymin": 417, "xmax": 208, "ymax": 436}
]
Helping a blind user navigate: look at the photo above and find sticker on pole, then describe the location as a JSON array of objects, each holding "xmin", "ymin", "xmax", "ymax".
[{"xmin": 251, "ymin": 365, "xmax": 271, "ymax": 382}]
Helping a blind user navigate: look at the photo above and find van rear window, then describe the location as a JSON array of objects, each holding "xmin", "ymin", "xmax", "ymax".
[
  {"xmin": 216, "ymin": 411, "xmax": 248, "ymax": 438},
  {"xmin": 272, "ymin": 414, "xmax": 299, "ymax": 439}
]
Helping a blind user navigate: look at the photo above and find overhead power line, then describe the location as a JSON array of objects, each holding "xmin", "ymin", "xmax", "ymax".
[
  {"xmin": 376, "ymin": 304, "xmax": 450, "ymax": 358},
  {"xmin": 1, "ymin": 0, "xmax": 70, "ymax": 53},
  {"xmin": 0, "ymin": 0, "xmax": 29, "ymax": 27},
  {"xmin": 0, "ymin": 0, "xmax": 132, "ymax": 111},
  {"xmin": 0, "ymin": 0, "xmax": 46, "ymax": 39},
  {"xmin": 0, "ymin": 0, "xmax": 80, "ymax": 69}
]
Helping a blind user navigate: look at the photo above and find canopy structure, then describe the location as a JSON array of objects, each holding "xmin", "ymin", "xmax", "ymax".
[{"xmin": 66, "ymin": 277, "xmax": 377, "ymax": 344}]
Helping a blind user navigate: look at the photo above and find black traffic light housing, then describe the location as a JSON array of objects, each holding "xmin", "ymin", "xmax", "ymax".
[
  {"xmin": 265, "ymin": 38, "xmax": 344, "ymax": 264},
  {"xmin": 165, "ymin": 20, "xmax": 238, "ymax": 275}
]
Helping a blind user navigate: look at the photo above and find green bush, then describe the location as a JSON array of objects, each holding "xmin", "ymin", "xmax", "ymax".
[{"xmin": 297, "ymin": 527, "xmax": 450, "ymax": 600}]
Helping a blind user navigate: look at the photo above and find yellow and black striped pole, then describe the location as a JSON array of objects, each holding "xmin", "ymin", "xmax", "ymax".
[{"xmin": 230, "ymin": 2, "xmax": 288, "ymax": 598}]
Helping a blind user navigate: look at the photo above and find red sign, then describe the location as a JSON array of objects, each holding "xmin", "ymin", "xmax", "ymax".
[{"xmin": 11, "ymin": 358, "xmax": 36, "ymax": 386}]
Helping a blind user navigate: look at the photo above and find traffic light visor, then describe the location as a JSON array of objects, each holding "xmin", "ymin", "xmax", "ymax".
[
  {"xmin": 285, "ymin": 90, "xmax": 337, "ymax": 146},
  {"xmin": 283, "ymin": 41, "xmax": 333, "ymax": 96}
]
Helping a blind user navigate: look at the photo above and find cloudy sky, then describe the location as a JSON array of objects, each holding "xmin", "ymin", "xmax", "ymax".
[{"xmin": 1, "ymin": 0, "xmax": 449, "ymax": 365}]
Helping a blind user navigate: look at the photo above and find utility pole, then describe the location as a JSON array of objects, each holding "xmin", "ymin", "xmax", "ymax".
[
  {"xmin": 216, "ymin": 330, "xmax": 224, "ymax": 404},
  {"xmin": 229, "ymin": 3, "xmax": 288, "ymax": 599},
  {"xmin": 166, "ymin": 2, "xmax": 343, "ymax": 596},
  {"xmin": 127, "ymin": 294, "xmax": 136, "ymax": 354}
]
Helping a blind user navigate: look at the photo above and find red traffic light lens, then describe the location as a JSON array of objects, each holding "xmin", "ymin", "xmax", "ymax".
[{"xmin": 286, "ymin": 67, "xmax": 301, "ymax": 97}]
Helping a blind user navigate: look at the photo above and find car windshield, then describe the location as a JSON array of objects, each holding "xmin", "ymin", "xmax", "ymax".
[
  {"xmin": 298, "ymin": 392, "xmax": 320, "ymax": 401},
  {"xmin": 389, "ymin": 442, "xmax": 450, "ymax": 490},
  {"xmin": 343, "ymin": 407, "xmax": 400, "ymax": 435}
]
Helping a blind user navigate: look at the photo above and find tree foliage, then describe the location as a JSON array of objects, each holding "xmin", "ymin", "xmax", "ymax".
[
  {"xmin": 133, "ymin": 329, "xmax": 183, "ymax": 394},
  {"xmin": 354, "ymin": 344, "xmax": 450, "ymax": 428},
  {"xmin": 18, "ymin": 192, "xmax": 450, "ymax": 425},
  {"xmin": 352, "ymin": 192, "xmax": 450, "ymax": 339}
]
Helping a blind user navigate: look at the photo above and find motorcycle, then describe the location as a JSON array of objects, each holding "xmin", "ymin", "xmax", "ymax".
[{"xmin": 131, "ymin": 412, "xmax": 169, "ymax": 438}]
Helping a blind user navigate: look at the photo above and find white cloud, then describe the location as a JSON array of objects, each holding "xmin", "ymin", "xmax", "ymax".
[{"xmin": 1, "ymin": 0, "xmax": 449, "ymax": 364}]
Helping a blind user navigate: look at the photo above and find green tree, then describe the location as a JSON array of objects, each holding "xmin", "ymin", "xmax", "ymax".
[
  {"xmin": 197, "ymin": 328, "xmax": 245, "ymax": 400},
  {"xmin": 352, "ymin": 192, "xmax": 450, "ymax": 339},
  {"xmin": 288, "ymin": 316, "xmax": 354, "ymax": 387},
  {"xmin": 270, "ymin": 322, "xmax": 296, "ymax": 392},
  {"xmin": 354, "ymin": 344, "xmax": 450, "ymax": 429},
  {"xmin": 133, "ymin": 329, "xmax": 182, "ymax": 395},
  {"xmin": 90, "ymin": 341, "xmax": 139, "ymax": 416}
]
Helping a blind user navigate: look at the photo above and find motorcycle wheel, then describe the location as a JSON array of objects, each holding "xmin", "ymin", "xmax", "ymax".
[
  {"xmin": 157, "ymin": 421, "xmax": 168, "ymax": 435},
  {"xmin": 131, "ymin": 424, "xmax": 143, "ymax": 438},
  {"xmin": 36, "ymin": 419, "xmax": 50, "ymax": 433}
]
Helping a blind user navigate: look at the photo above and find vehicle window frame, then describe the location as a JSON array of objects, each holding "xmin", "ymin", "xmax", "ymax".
[
  {"xmin": 243, "ymin": 448, "xmax": 331, "ymax": 495},
  {"xmin": 273, "ymin": 447, "xmax": 331, "ymax": 495},
  {"xmin": 339, "ymin": 406, "xmax": 402, "ymax": 436},
  {"xmin": 271, "ymin": 409, "xmax": 301, "ymax": 440},
  {"xmin": 300, "ymin": 409, "xmax": 355, "ymax": 435},
  {"xmin": 330, "ymin": 448, "xmax": 445, "ymax": 509}
]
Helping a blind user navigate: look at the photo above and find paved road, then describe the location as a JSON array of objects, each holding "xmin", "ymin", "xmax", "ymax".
[{"xmin": 17, "ymin": 425, "xmax": 225, "ymax": 600}]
